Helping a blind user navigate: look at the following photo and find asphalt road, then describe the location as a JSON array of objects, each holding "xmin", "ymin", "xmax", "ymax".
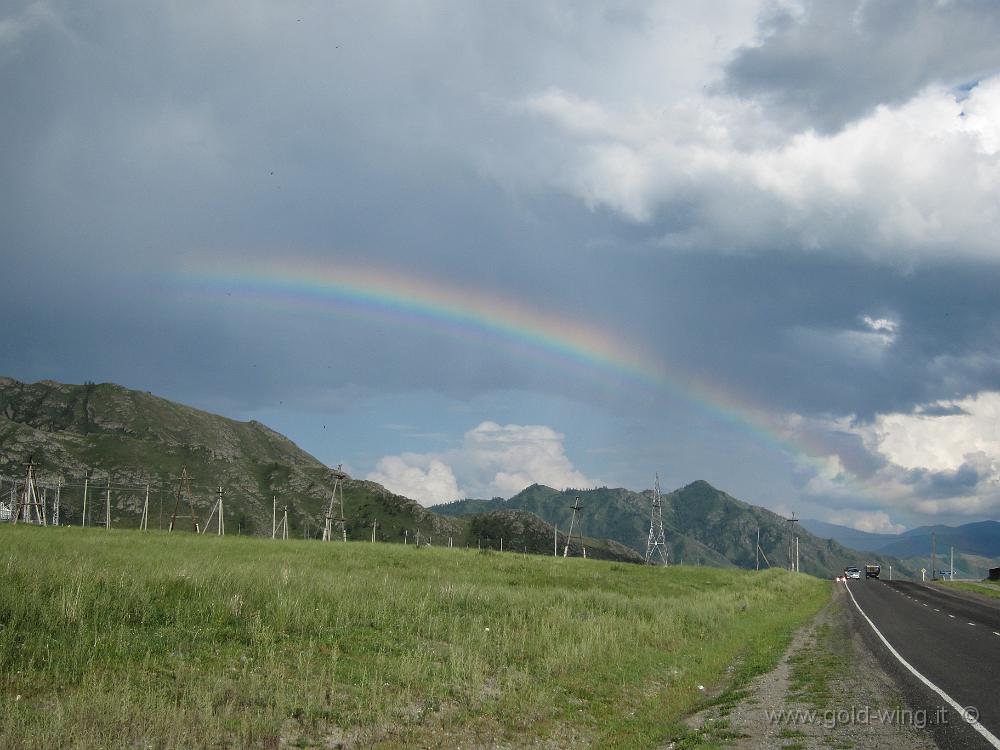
[{"xmin": 845, "ymin": 577, "xmax": 1000, "ymax": 749}]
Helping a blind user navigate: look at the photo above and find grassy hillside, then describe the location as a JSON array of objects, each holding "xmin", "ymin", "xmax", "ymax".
[
  {"xmin": 0, "ymin": 525, "xmax": 828, "ymax": 749},
  {"xmin": 0, "ymin": 377, "xmax": 376, "ymax": 536},
  {"xmin": 0, "ymin": 378, "xmax": 640, "ymax": 563},
  {"xmin": 467, "ymin": 509, "xmax": 644, "ymax": 562}
]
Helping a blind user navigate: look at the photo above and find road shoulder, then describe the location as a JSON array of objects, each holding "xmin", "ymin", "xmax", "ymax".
[{"xmin": 678, "ymin": 582, "xmax": 936, "ymax": 749}]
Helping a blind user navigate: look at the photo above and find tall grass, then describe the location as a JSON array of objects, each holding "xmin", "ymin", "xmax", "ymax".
[{"xmin": 0, "ymin": 525, "xmax": 828, "ymax": 748}]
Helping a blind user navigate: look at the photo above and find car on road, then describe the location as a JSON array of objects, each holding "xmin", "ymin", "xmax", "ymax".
[{"xmin": 844, "ymin": 567, "xmax": 861, "ymax": 579}]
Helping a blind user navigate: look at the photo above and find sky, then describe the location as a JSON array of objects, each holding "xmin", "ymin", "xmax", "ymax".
[{"xmin": 4, "ymin": 0, "xmax": 1000, "ymax": 533}]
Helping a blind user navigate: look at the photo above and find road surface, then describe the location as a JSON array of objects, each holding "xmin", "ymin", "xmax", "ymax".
[{"xmin": 845, "ymin": 577, "xmax": 1000, "ymax": 749}]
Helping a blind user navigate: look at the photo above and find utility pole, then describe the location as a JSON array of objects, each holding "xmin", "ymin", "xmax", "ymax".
[
  {"xmin": 272, "ymin": 496, "xmax": 277, "ymax": 539},
  {"xmin": 201, "ymin": 486, "xmax": 225, "ymax": 536},
  {"xmin": 139, "ymin": 483, "xmax": 150, "ymax": 531},
  {"xmin": 81, "ymin": 474, "xmax": 89, "ymax": 528},
  {"xmin": 950, "ymin": 546, "xmax": 954, "ymax": 581},
  {"xmin": 554, "ymin": 524, "xmax": 558, "ymax": 557},
  {"xmin": 644, "ymin": 474, "xmax": 669, "ymax": 566},
  {"xmin": 563, "ymin": 496, "xmax": 583, "ymax": 558},
  {"xmin": 786, "ymin": 514, "xmax": 799, "ymax": 572},
  {"xmin": 931, "ymin": 532, "xmax": 937, "ymax": 581},
  {"xmin": 372, "ymin": 518, "xmax": 377, "ymax": 543},
  {"xmin": 105, "ymin": 474, "xmax": 111, "ymax": 529},
  {"xmin": 756, "ymin": 527, "xmax": 760, "ymax": 572}
]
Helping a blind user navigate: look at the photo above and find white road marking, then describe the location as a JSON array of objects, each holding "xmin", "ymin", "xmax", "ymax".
[
  {"xmin": 935, "ymin": 609, "xmax": 940, "ymax": 612},
  {"xmin": 949, "ymin": 614, "xmax": 956, "ymax": 619},
  {"xmin": 969, "ymin": 623, "xmax": 976, "ymax": 627},
  {"xmin": 843, "ymin": 582, "xmax": 1000, "ymax": 749},
  {"xmin": 993, "ymin": 631, "xmax": 1000, "ymax": 637}
]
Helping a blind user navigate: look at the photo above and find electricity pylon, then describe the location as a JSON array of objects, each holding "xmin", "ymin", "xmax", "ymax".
[
  {"xmin": 322, "ymin": 466, "xmax": 347, "ymax": 542},
  {"xmin": 168, "ymin": 467, "xmax": 199, "ymax": 533},
  {"xmin": 645, "ymin": 474, "xmax": 669, "ymax": 565},
  {"xmin": 12, "ymin": 457, "xmax": 45, "ymax": 525}
]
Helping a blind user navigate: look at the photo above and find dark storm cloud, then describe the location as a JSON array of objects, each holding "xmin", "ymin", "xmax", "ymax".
[
  {"xmin": 919, "ymin": 461, "xmax": 984, "ymax": 498},
  {"xmin": 724, "ymin": 0, "xmax": 1000, "ymax": 132},
  {"xmin": 3, "ymin": 0, "xmax": 998, "ymax": 427},
  {"xmin": 627, "ymin": 251, "xmax": 1000, "ymax": 420},
  {"xmin": 4, "ymin": 2, "xmax": 1000, "ymax": 523},
  {"xmin": 0, "ymin": 2, "xmax": 647, "ymax": 405}
]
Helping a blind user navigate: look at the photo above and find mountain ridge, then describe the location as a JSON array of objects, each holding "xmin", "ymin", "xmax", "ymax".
[
  {"xmin": 438, "ymin": 480, "xmax": 919, "ymax": 578},
  {"xmin": 2, "ymin": 377, "xmax": 929, "ymax": 576},
  {"xmin": 0, "ymin": 377, "xmax": 638, "ymax": 562}
]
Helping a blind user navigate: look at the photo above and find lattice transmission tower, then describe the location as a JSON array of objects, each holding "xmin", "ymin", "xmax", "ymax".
[
  {"xmin": 11, "ymin": 457, "xmax": 46, "ymax": 525},
  {"xmin": 322, "ymin": 466, "xmax": 347, "ymax": 542},
  {"xmin": 644, "ymin": 474, "xmax": 669, "ymax": 565},
  {"xmin": 168, "ymin": 467, "xmax": 200, "ymax": 533}
]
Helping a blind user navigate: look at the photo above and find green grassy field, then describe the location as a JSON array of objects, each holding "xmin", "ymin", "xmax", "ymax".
[{"xmin": 0, "ymin": 525, "xmax": 829, "ymax": 749}]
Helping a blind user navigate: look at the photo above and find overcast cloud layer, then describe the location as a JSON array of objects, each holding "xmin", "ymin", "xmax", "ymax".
[{"xmin": 4, "ymin": 1, "xmax": 1000, "ymax": 532}]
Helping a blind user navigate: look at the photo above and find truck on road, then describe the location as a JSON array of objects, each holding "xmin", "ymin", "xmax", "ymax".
[{"xmin": 865, "ymin": 563, "xmax": 881, "ymax": 579}]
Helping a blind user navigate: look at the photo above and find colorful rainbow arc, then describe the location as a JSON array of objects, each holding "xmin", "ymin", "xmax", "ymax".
[
  {"xmin": 182, "ymin": 258, "xmax": 868, "ymax": 499},
  {"xmin": 184, "ymin": 260, "xmax": 665, "ymax": 386}
]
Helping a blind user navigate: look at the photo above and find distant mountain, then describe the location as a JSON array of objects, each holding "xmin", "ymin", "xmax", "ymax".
[
  {"xmin": 439, "ymin": 481, "xmax": 918, "ymax": 578},
  {"xmin": 802, "ymin": 517, "xmax": 1000, "ymax": 563},
  {"xmin": 438, "ymin": 485, "xmax": 734, "ymax": 568},
  {"xmin": 800, "ymin": 519, "xmax": 901, "ymax": 553},
  {"xmin": 885, "ymin": 521, "xmax": 1000, "ymax": 559},
  {"xmin": 0, "ymin": 378, "xmax": 640, "ymax": 563}
]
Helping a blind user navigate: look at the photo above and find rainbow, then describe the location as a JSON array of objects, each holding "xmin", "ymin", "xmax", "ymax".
[
  {"xmin": 182, "ymin": 258, "xmax": 666, "ymax": 387},
  {"xmin": 181, "ymin": 257, "xmax": 868, "ymax": 497}
]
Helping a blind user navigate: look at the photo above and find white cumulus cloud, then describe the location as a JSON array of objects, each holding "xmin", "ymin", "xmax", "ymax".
[
  {"xmin": 500, "ymin": 76, "xmax": 1000, "ymax": 263},
  {"xmin": 846, "ymin": 511, "xmax": 906, "ymax": 535},
  {"xmin": 784, "ymin": 392, "xmax": 1000, "ymax": 520},
  {"xmin": 366, "ymin": 421, "xmax": 593, "ymax": 505},
  {"xmin": 367, "ymin": 456, "xmax": 461, "ymax": 507}
]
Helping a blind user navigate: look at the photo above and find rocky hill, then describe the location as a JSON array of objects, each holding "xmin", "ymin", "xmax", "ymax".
[
  {"xmin": 0, "ymin": 378, "xmax": 637, "ymax": 562},
  {"xmin": 437, "ymin": 482, "xmax": 919, "ymax": 579}
]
